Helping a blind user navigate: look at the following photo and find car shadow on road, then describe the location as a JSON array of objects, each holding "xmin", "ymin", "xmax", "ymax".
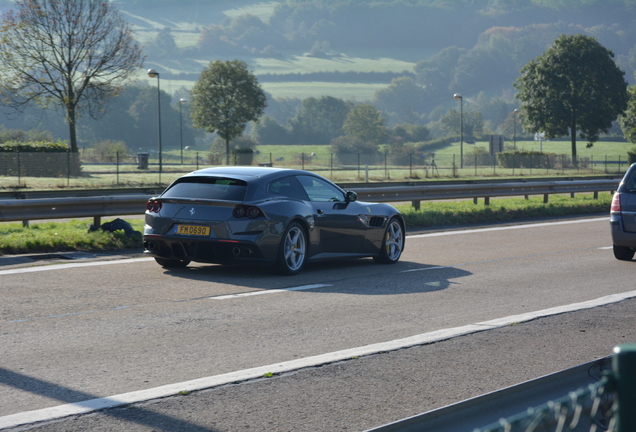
[
  {"xmin": 159, "ymin": 258, "xmax": 472, "ymax": 296},
  {"xmin": 0, "ymin": 368, "xmax": 219, "ymax": 431}
]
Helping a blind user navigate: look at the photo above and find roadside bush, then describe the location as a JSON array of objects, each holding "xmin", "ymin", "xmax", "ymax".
[
  {"xmin": 497, "ymin": 150, "xmax": 557, "ymax": 169},
  {"xmin": 330, "ymin": 135, "xmax": 381, "ymax": 165},
  {"xmin": 0, "ymin": 140, "xmax": 81, "ymax": 177},
  {"xmin": 464, "ymin": 146, "xmax": 493, "ymax": 166}
]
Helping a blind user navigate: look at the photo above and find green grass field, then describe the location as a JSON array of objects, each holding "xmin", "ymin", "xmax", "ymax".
[
  {"xmin": 0, "ymin": 139, "xmax": 631, "ymax": 190},
  {"xmin": 0, "ymin": 193, "xmax": 611, "ymax": 255}
]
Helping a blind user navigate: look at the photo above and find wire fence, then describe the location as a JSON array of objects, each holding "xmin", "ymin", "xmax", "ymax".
[
  {"xmin": 474, "ymin": 377, "xmax": 614, "ymax": 432},
  {"xmin": 0, "ymin": 150, "xmax": 630, "ymax": 189}
]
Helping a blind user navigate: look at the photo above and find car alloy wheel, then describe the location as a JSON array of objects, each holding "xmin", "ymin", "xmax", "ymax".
[
  {"xmin": 375, "ymin": 218, "xmax": 404, "ymax": 264},
  {"xmin": 276, "ymin": 222, "xmax": 307, "ymax": 275}
]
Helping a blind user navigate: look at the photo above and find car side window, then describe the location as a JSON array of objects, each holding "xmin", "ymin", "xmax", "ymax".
[
  {"xmin": 266, "ymin": 176, "xmax": 309, "ymax": 200},
  {"xmin": 297, "ymin": 175, "xmax": 345, "ymax": 202}
]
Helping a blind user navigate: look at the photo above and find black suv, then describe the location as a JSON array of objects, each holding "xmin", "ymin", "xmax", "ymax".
[{"xmin": 610, "ymin": 163, "xmax": 636, "ymax": 260}]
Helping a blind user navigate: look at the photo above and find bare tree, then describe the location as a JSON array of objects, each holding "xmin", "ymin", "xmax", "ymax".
[{"xmin": 0, "ymin": 0, "xmax": 144, "ymax": 153}]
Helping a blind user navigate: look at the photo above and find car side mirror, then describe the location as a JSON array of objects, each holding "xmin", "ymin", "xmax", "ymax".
[{"xmin": 345, "ymin": 191, "xmax": 357, "ymax": 202}]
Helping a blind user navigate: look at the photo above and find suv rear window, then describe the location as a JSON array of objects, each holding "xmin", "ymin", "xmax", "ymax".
[{"xmin": 161, "ymin": 177, "xmax": 247, "ymax": 201}]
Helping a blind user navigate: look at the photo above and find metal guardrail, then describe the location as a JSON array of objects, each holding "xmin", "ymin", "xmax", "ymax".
[
  {"xmin": 0, "ymin": 179, "xmax": 620, "ymax": 225},
  {"xmin": 354, "ymin": 179, "xmax": 620, "ymax": 209},
  {"xmin": 366, "ymin": 344, "xmax": 636, "ymax": 432},
  {"xmin": 0, "ymin": 195, "xmax": 149, "ymax": 226}
]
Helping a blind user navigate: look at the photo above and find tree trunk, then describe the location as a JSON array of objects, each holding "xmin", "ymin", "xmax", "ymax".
[
  {"xmin": 66, "ymin": 103, "xmax": 79, "ymax": 153},
  {"xmin": 225, "ymin": 137, "xmax": 230, "ymax": 165}
]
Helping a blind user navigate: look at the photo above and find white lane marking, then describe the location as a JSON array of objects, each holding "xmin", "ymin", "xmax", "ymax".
[
  {"xmin": 2, "ymin": 289, "xmax": 635, "ymax": 430},
  {"xmin": 0, "ymin": 217, "xmax": 609, "ymax": 277},
  {"xmin": 406, "ymin": 217, "xmax": 607, "ymax": 239},
  {"xmin": 210, "ymin": 284, "xmax": 333, "ymax": 299},
  {"xmin": 598, "ymin": 246, "xmax": 613, "ymax": 250},
  {"xmin": 0, "ymin": 257, "xmax": 154, "ymax": 276}
]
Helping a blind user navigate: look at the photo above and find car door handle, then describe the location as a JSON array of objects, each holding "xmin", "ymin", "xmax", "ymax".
[{"xmin": 317, "ymin": 209, "xmax": 324, "ymax": 215}]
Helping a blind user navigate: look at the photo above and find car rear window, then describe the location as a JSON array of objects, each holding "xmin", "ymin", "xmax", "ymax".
[
  {"xmin": 622, "ymin": 167, "xmax": 636, "ymax": 193},
  {"xmin": 161, "ymin": 177, "xmax": 247, "ymax": 201}
]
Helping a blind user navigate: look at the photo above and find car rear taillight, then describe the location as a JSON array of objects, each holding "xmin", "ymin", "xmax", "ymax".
[
  {"xmin": 611, "ymin": 193, "xmax": 621, "ymax": 213},
  {"xmin": 232, "ymin": 205, "xmax": 263, "ymax": 219},
  {"xmin": 146, "ymin": 200, "xmax": 162, "ymax": 213}
]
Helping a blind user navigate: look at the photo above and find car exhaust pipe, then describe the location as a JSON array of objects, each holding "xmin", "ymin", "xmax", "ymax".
[
  {"xmin": 243, "ymin": 248, "xmax": 252, "ymax": 257},
  {"xmin": 145, "ymin": 241, "xmax": 156, "ymax": 250},
  {"xmin": 233, "ymin": 247, "xmax": 241, "ymax": 256}
]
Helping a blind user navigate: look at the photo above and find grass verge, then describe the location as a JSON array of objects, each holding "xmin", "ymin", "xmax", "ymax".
[{"xmin": 0, "ymin": 193, "xmax": 611, "ymax": 255}]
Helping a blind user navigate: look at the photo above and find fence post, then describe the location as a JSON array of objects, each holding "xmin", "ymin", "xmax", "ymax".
[
  {"xmin": 116, "ymin": 151, "xmax": 120, "ymax": 185},
  {"xmin": 67, "ymin": 149, "xmax": 71, "ymax": 187},
  {"xmin": 613, "ymin": 344, "xmax": 636, "ymax": 432},
  {"xmin": 17, "ymin": 150, "xmax": 21, "ymax": 188},
  {"xmin": 385, "ymin": 152, "xmax": 388, "ymax": 180}
]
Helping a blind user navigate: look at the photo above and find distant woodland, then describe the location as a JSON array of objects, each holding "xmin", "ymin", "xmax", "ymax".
[{"xmin": 1, "ymin": 0, "xmax": 635, "ymax": 151}]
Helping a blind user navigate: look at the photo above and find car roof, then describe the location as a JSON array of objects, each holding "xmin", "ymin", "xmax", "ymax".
[{"xmin": 184, "ymin": 166, "xmax": 305, "ymax": 182}]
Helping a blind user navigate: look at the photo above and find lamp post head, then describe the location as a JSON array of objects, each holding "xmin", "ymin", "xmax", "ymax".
[
  {"xmin": 513, "ymin": 108, "xmax": 519, "ymax": 114},
  {"xmin": 180, "ymin": 98, "xmax": 187, "ymax": 104},
  {"xmin": 454, "ymin": 93, "xmax": 462, "ymax": 100},
  {"xmin": 147, "ymin": 68, "xmax": 159, "ymax": 78}
]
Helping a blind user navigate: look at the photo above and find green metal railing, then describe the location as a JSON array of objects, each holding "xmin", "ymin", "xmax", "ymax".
[{"xmin": 474, "ymin": 344, "xmax": 636, "ymax": 432}]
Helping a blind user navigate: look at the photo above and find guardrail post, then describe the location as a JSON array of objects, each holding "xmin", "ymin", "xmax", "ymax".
[
  {"xmin": 411, "ymin": 200, "xmax": 420, "ymax": 210},
  {"xmin": 613, "ymin": 344, "xmax": 636, "ymax": 432}
]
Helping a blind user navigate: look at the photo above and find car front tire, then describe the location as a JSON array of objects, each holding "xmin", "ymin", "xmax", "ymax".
[
  {"xmin": 374, "ymin": 217, "xmax": 404, "ymax": 264},
  {"xmin": 154, "ymin": 257, "xmax": 191, "ymax": 268},
  {"xmin": 613, "ymin": 245, "xmax": 635, "ymax": 261},
  {"xmin": 274, "ymin": 222, "xmax": 307, "ymax": 275}
]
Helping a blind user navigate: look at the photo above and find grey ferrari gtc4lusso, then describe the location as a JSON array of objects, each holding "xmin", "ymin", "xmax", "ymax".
[{"xmin": 143, "ymin": 167, "xmax": 405, "ymax": 275}]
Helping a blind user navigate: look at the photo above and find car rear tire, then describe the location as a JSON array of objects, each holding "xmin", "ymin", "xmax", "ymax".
[
  {"xmin": 374, "ymin": 217, "xmax": 404, "ymax": 264},
  {"xmin": 154, "ymin": 257, "xmax": 191, "ymax": 268},
  {"xmin": 613, "ymin": 245, "xmax": 635, "ymax": 261},
  {"xmin": 274, "ymin": 222, "xmax": 307, "ymax": 275}
]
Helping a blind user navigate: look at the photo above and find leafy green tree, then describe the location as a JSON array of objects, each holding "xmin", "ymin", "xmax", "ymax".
[
  {"xmin": 289, "ymin": 96, "xmax": 353, "ymax": 144},
  {"xmin": 251, "ymin": 115, "xmax": 291, "ymax": 145},
  {"xmin": 514, "ymin": 34, "xmax": 628, "ymax": 164},
  {"xmin": 440, "ymin": 109, "xmax": 484, "ymax": 141},
  {"xmin": 190, "ymin": 60, "xmax": 267, "ymax": 165},
  {"xmin": 330, "ymin": 135, "xmax": 381, "ymax": 165},
  {"xmin": 0, "ymin": 0, "xmax": 144, "ymax": 153},
  {"xmin": 619, "ymin": 85, "xmax": 636, "ymax": 143},
  {"xmin": 343, "ymin": 104, "xmax": 388, "ymax": 145},
  {"xmin": 373, "ymin": 76, "xmax": 427, "ymax": 118},
  {"xmin": 146, "ymin": 27, "xmax": 178, "ymax": 58}
]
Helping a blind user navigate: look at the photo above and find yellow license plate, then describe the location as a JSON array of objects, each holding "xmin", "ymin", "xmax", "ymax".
[{"xmin": 175, "ymin": 225, "xmax": 211, "ymax": 236}]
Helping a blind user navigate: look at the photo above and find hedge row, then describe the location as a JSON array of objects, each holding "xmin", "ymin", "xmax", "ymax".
[{"xmin": 0, "ymin": 140, "xmax": 69, "ymax": 152}]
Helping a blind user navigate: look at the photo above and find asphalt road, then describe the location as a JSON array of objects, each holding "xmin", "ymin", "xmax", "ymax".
[{"xmin": 1, "ymin": 216, "xmax": 635, "ymax": 431}]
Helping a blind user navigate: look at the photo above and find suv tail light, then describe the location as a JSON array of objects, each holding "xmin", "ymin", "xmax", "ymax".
[
  {"xmin": 146, "ymin": 200, "xmax": 162, "ymax": 213},
  {"xmin": 611, "ymin": 193, "xmax": 621, "ymax": 213}
]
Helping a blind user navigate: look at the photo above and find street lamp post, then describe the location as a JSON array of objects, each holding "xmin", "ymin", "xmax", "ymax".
[
  {"xmin": 513, "ymin": 108, "xmax": 519, "ymax": 150},
  {"xmin": 147, "ymin": 68, "xmax": 162, "ymax": 183},
  {"xmin": 454, "ymin": 93, "xmax": 464, "ymax": 168},
  {"xmin": 179, "ymin": 98, "xmax": 187, "ymax": 165}
]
